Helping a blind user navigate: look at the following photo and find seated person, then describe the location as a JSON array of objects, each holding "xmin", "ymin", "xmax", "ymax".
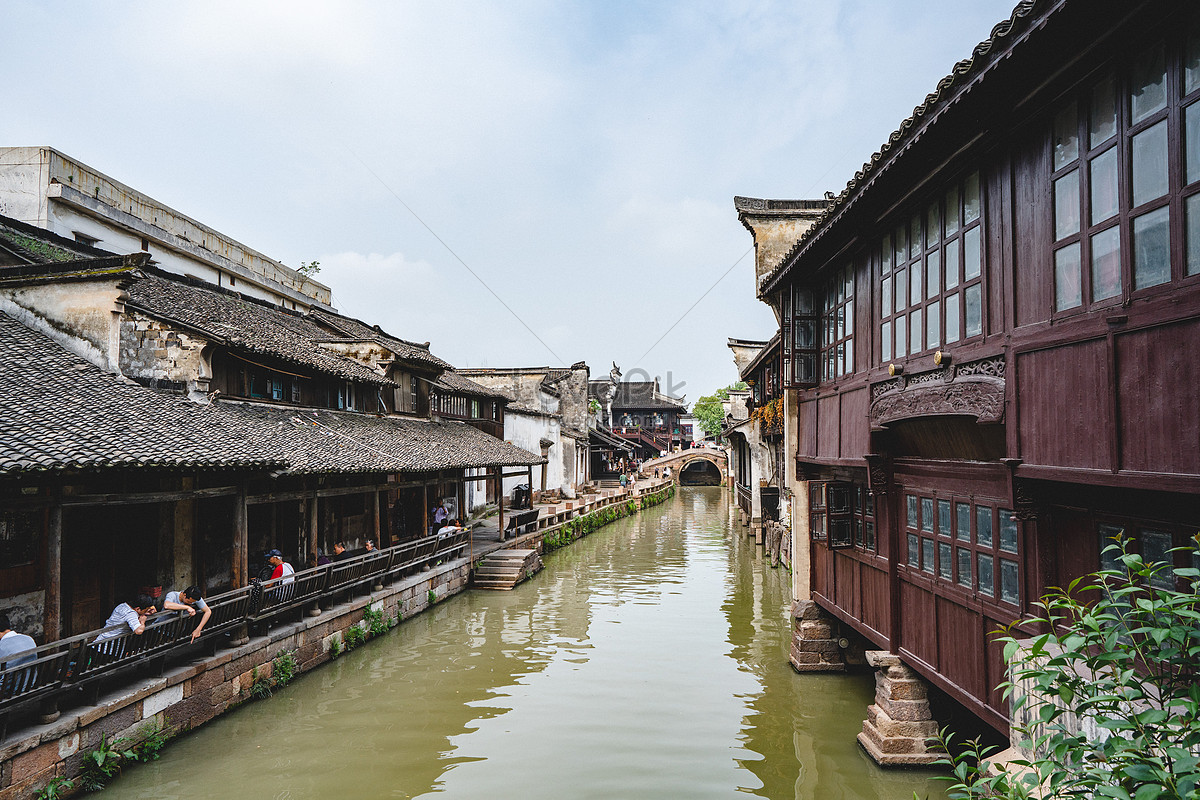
[
  {"xmin": 162, "ymin": 585, "xmax": 212, "ymax": 642},
  {"xmin": 437, "ymin": 518, "xmax": 463, "ymax": 538},
  {"xmin": 332, "ymin": 541, "xmax": 351, "ymax": 562},
  {"xmin": 0, "ymin": 611, "xmax": 37, "ymax": 669}
]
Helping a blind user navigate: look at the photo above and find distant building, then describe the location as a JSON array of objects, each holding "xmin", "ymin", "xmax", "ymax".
[
  {"xmin": 0, "ymin": 147, "xmax": 331, "ymax": 311},
  {"xmin": 589, "ymin": 376, "xmax": 689, "ymax": 460}
]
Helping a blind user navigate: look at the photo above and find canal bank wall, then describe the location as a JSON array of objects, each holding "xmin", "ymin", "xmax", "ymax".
[{"xmin": 0, "ymin": 479, "xmax": 675, "ymax": 799}]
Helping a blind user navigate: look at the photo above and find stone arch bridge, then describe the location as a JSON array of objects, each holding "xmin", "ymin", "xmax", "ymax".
[{"xmin": 641, "ymin": 449, "xmax": 727, "ymax": 486}]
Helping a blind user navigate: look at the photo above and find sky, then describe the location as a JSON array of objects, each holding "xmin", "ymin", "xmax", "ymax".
[{"xmin": 1, "ymin": 0, "xmax": 1017, "ymax": 404}]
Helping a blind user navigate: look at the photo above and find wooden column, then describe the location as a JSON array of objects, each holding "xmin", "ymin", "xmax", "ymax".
[
  {"xmin": 422, "ymin": 482, "xmax": 429, "ymax": 538},
  {"xmin": 529, "ymin": 465, "xmax": 536, "ymax": 503},
  {"xmin": 307, "ymin": 494, "xmax": 319, "ymax": 556},
  {"xmin": 232, "ymin": 485, "xmax": 248, "ymax": 588},
  {"xmin": 496, "ymin": 466, "xmax": 505, "ymax": 541},
  {"xmin": 372, "ymin": 490, "xmax": 381, "ymax": 544},
  {"xmin": 44, "ymin": 499, "xmax": 62, "ymax": 642}
]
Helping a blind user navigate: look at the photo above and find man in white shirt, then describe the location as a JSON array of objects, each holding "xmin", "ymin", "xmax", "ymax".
[
  {"xmin": 94, "ymin": 594, "xmax": 157, "ymax": 642},
  {"xmin": 163, "ymin": 585, "xmax": 212, "ymax": 642},
  {"xmin": 0, "ymin": 611, "xmax": 37, "ymax": 669}
]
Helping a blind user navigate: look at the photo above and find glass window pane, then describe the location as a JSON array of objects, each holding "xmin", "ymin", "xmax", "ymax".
[
  {"xmin": 854, "ymin": 519, "xmax": 864, "ymax": 547},
  {"xmin": 945, "ymin": 292, "xmax": 960, "ymax": 344},
  {"xmin": 1188, "ymin": 194, "xmax": 1200, "ymax": 277},
  {"xmin": 1132, "ymin": 121, "xmax": 1169, "ymax": 207},
  {"xmin": 1130, "ymin": 44, "xmax": 1167, "ymax": 125},
  {"xmin": 1090, "ymin": 75, "xmax": 1118, "ymax": 148},
  {"xmin": 1188, "ymin": 24, "xmax": 1200, "ymax": 94},
  {"xmin": 882, "ymin": 276, "xmax": 892, "ymax": 318},
  {"xmin": 844, "ymin": 339, "xmax": 853, "ymax": 375},
  {"xmin": 939, "ymin": 542, "xmax": 953, "ymax": 580},
  {"xmin": 907, "ymin": 495, "xmax": 918, "ymax": 528},
  {"xmin": 1133, "ymin": 206, "xmax": 1171, "ymax": 290},
  {"xmin": 911, "ymin": 215, "xmax": 922, "ymax": 258},
  {"xmin": 1142, "ymin": 529, "xmax": 1175, "ymax": 590},
  {"xmin": 1090, "ymin": 148, "xmax": 1119, "ymax": 224},
  {"xmin": 1053, "ymin": 103, "xmax": 1079, "ymax": 170},
  {"xmin": 945, "ymin": 186, "xmax": 960, "ymax": 235},
  {"xmin": 882, "ymin": 234, "xmax": 893, "ymax": 272},
  {"xmin": 1055, "ymin": 243, "xmax": 1083, "ymax": 310},
  {"xmin": 976, "ymin": 506, "xmax": 993, "ymax": 547},
  {"xmin": 938, "ymin": 499, "xmax": 952, "ymax": 536},
  {"xmin": 945, "ymin": 242, "xmax": 960, "ymax": 289},
  {"xmin": 895, "ymin": 223, "xmax": 907, "ymax": 261},
  {"xmin": 922, "ymin": 538, "xmax": 935, "ymax": 574},
  {"xmin": 1090, "ymin": 227, "xmax": 1121, "ymax": 303},
  {"xmin": 1000, "ymin": 559, "xmax": 1019, "ymax": 604},
  {"xmin": 1098, "ymin": 523, "xmax": 1126, "ymax": 572},
  {"xmin": 999, "ymin": 509, "xmax": 1018, "ymax": 553},
  {"xmin": 895, "ymin": 315, "xmax": 907, "ymax": 357},
  {"xmin": 965, "ymin": 284, "xmax": 982, "ymax": 337},
  {"xmin": 882, "ymin": 321, "xmax": 892, "ymax": 362},
  {"xmin": 964, "ymin": 227, "xmax": 981, "ymax": 279},
  {"xmin": 927, "ymin": 299, "xmax": 940, "ymax": 348},
  {"xmin": 963, "ymin": 172, "xmax": 980, "ymax": 223},
  {"xmin": 908, "ymin": 533, "xmax": 920, "ymax": 567},
  {"xmin": 927, "ymin": 202, "xmax": 941, "ymax": 245},
  {"xmin": 1054, "ymin": 170, "xmax": 1080, "ymax": 240},
  {"xmin": 926, "ymin": 251, "xmax": 940, "ymax": 299},
  {"xmin": 1188, "ymin": 102, "xmax": 1200, "ymax": 186},
  {"xmin": 978, "ymin": 553, "xmax": 995, "ymax": 596},
  {"xmin": 795, "ymin": 320, "xmax": 814, "ymax": 349},
  {"xmin": 910, "ymin": 260, "xmax": 922, "ymax": 305},
  {"xmin": 957, "ymin": 548, "xmax": 972, "ymax": 587},
  {"xmin": 921, "ymin": 497, "xmax": 934, "ymax": 532},
  {"xmin": 865, "ymin": 520, "xmax": 876, "ymax": 551},
  {"xmin": 910, "ymin": 308, "xmax": 923, "ymax": 353},
  {"xmin": 956, "ymin": 502, "xmax": 971, "ymax": 542}
]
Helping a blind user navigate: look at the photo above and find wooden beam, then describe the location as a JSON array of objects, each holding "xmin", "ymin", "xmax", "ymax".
[
  {"xmin": 44, "ymin": 500, "xmax": 62, "ymax": 642},
  {"xmin": 232, "ymin": 485, "xmax": 248, "ymax": 588},
  {"xmin": 62, "ymin": 485, "xmax": 238, "ymax": 507},
  {"xmin": 372, "ymin": 490, "xmax": 381, "ymax": 544},
  {"xmin": 496, "ymin": 465, "xmax": 505, "ymax": 541},
  {"xmin": 307, "ymin": 495, "xmax": 319, "ymax": 563}
]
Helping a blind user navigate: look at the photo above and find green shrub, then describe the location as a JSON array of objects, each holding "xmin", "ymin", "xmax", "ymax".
[
  {"xmin": 273, "ymin": 649, "xmax": 298, "ymax": 687},
  {"xmin": 78, "ymin": 733, "xmax": 134, "ymax": 792},
  {"xmin": 329, "ymin": 636, "xmax": 343, "ymax": 658},
  {"xmin": 35, "ymin": 777, "xmax": 73, "ymax": 800},
  {"xmin": 933, "ymin": 536, "xmax": 1200, "ymax": 800},
  {"xmin": 129, "ymin": 722, "xmax": 168, "ymax": 762},
  {"xmin": 363, "ymin": 606, "xmax": 387, "ymax": 638},
  {"xmin": 344, "ymin": 624, "xmax": 367, "ymax": 650},
  {"xmin": 248, "ymin": 665, "xmax": 273, "ymax": 699}
]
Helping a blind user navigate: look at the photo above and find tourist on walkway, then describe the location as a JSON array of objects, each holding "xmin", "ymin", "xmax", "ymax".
[
  {"xmin": 95, "ymin": 594, "xmax": 157, "ymax": 641},
  {"xmin": 266, "ymin": 550, "xmax": 295, "ymax": 584},
  {"xmin": 163, "ymin": 585, "xmax": 212, "ymax": 642},
  {"xmin": 619, "ymin": 473, "xmax": 628, "ymax": 489},
  {"xmin": 0, "ymin": 611, "xmax": 36, "ymax": 669},
  {"xmin": 332, "ymin": 541, "xmax": 351, "ymax": 562}
]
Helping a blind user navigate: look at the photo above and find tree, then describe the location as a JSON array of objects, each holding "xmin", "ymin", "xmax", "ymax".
[
  {"xmin": 935, "ymin": 536, "xmax": 1200, "ymax": 800},
  {"xmin": 692, "ymin": 382, "xmax": 747, "ymax": 440}
]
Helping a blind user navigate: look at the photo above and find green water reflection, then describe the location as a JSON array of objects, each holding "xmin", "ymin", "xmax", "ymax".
[{"xmin": 104, "ymin": 487, "xmax": 947, "ymax": 799}]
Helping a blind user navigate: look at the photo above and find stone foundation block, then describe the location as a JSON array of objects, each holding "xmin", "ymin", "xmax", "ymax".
[{"xmin": 858, "ymin": 651, "xmax": 942, "ymax": 767}]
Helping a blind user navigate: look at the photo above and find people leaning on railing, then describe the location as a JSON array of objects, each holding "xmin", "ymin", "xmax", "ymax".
[
  {"xmin": 162, "ymin": 586, "xmax": 212, "ymax": 643},
  {"xmin": 0, "ymin": 612, "xmax": 36, "ymax": 671}
]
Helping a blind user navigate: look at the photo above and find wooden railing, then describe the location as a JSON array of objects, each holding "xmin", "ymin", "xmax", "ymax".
[
  {"xmin": 736, "ymin": 482, "xmax": 752, "ymax": 515},
  {"xmin": 0, "ymin": 531, "xmax": 471, "ymax": 738}
]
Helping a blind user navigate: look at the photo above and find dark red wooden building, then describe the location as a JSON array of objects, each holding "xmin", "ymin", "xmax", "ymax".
[{"xmin": 754, "ymin": 0, "xmax": 1200, "ymax": 733}]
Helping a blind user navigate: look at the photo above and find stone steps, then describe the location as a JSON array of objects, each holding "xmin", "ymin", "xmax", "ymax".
[{"xmin": 471, "ymin": 549, "xmax": 543, "ymax": 590}]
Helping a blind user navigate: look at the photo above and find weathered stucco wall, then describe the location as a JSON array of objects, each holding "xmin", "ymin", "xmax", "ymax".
[
  {"xmin": 118, "ymin": 311, "xmax": 210, "ymax": 392},
  {"xmin": 0, "ymin": 281, "xmax": 125, "ymax": 372}
]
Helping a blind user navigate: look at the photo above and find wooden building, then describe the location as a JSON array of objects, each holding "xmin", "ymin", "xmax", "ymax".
[
  {"xmin": 589, "ymin": 379, "xmax": 690, "ymax": 460},
  {"xmin": 0, "ymin": 217, "xmax": 542, "ymax": 642},
  {"xmin": 739, "ymin": 0, "xmax": 1200, "ymax": 736}
]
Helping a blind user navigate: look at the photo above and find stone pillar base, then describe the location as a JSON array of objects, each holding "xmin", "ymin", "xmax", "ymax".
[
  {"xmin": 788, "ymin": 600, "xmax": 845, "ymax": 673},
  {"xmin": 857, "ymin": 651, "xmax": 942, "ymax": 766}
]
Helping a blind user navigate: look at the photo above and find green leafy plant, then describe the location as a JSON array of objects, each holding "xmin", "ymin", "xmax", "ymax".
[
  {"xmin": 35, "ymin": 776, "xmax": 73, "ymax": 800},
  {"xmin": 329, "ymin": 636, "xmax": 343, "ymax": 658},
  {"xmin": 129, "ymin": 722, "xmax": 168, "ymax": 762},
  {"xmin": 78, "ymin": 733, "xmax": 135, "ymax": 791},
  {"xmin": 364, "ymin": 606, "xmax": 387, "ymax": 638},
  {"xmin": 297, "ymin": 260, "xmax": 321, "ymax": 276},
  {"xmin": 273, "ymin": 649, "xmax": 298, "ymax": 687},
  {"xmin": 344, "ymin": 623, "xmax": 367, "ymax": 650},
  {"xmin": 248, "ymin": 665, "xmax": 273, "ymax": 699},
  {"xmin": 932, "ymin": 536, "xmax": 1200, "ymax": 800},
  {"xmin": 427, "ymin": 589, "xmax": 438, "ymax": 605}
]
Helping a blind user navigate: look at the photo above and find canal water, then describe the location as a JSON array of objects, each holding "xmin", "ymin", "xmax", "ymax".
[{"xmin": 105, "ymin": 487, "xmax": 948, "ymax": 799}]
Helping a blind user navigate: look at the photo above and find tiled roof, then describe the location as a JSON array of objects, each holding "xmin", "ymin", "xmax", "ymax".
[
  {"xmin": 0, "ymin": 311, "xmax": 282, "ymax": 474},
  {"xmin": 308, "ymin": 309, "xmax": 452, "ymax": 371},
  {"xmin": 434, "ymin": 370, "xmax": 511, "ymax": 399},
  {"xmin": 0, "ymin": 310, "xmax": 541, "ymax": 475},
  {"xmin": 124, "ymin": 274, "xmax": 394, "ymax": 386},
  {"xmin": 0, "ymin": 214, "xmax": 111, "ymax": 265},
  {"xmin": 219, "ymin": 404, "xmax": 543, "ymax": 472},
  {"xmin": 760, "ymin": 0, "xmax": 1044, "ymax": 292},
  {"xmin": 589, "ymin": 381, "xmax": 686, "ymax": 410}
]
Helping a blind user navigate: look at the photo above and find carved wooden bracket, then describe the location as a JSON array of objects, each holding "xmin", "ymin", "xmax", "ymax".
[{"xmin": 869, "ymin": 356, "xmax": 1006, "ymax": 428}]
